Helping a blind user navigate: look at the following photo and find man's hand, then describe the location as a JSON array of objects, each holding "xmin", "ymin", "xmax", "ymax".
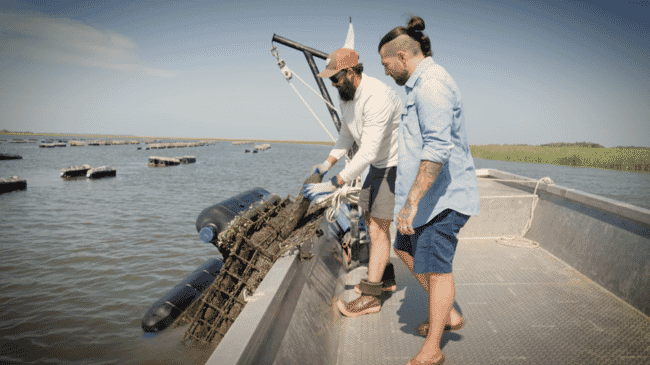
[
  {"xmin": 311, "ymin": 160, "xmax": 332, "ymax": 177},
  {"xmin": 396, "ymin": 200, "xmax": 417, "ymax": 235},
  {"xmin": 302, "ymin": 180, "xmax": 337, "ymax": 204},
  {"xmin": 396, "ymin": 160, "xmax": 443, "ymax": 235}
]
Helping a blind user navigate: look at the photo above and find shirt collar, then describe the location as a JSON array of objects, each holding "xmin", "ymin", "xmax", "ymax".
[
  {"xmin": 354, "ymin": 73, "xmax": 366, "ymax": 99},
  {"xmin": 405, "ymin": 57, "xmax": 434, "ymax": 90}
]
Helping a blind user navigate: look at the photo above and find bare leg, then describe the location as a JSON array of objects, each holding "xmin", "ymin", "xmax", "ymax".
[
  {"xmin": 337, "ymin": 213, "xmax": 392, "ymax": 318},
  {"xmin": 364, "ymin": 212, "xmax": 391, "ymax": 283},
  {"xmin": 394, "ymin": 248, "xmax": 463, "ymax": 327},
  {"xmin": 413, "ymin": 272, "xmax": 455, "ymax": 362}
]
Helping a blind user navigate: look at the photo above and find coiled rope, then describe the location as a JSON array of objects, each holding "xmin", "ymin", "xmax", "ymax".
[
  {"xmin": 467, "ymin": 172, "xmax": 554, "ymax": 248},
  {"xmin": 316, "ymin": 183, "xmax": 361, "ymax": 223}
]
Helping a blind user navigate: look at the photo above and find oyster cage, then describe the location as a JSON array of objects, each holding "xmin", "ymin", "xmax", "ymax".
[{"xmin": 180, "ymin": 191, "xmax": 325, "ymax": 345}]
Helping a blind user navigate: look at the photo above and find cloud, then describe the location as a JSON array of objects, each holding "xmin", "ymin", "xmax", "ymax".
[{"xmin": 0, "ymin": 11, "xmax": 175, "ymax": 77}]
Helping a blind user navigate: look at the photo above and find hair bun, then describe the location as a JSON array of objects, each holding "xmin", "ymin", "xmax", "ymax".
[
  {"xmin": 406, "ymin": 28, "xmax": 420, "ymax": 37},
  {"xmin": 407, "ymin": 16, "xmax": 425, "ymax": 32}
]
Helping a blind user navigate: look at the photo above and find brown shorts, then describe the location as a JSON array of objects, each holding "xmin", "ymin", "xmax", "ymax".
[{"xmin": 358, "ymin": 165, "xmax": 396, "ymax": 221}]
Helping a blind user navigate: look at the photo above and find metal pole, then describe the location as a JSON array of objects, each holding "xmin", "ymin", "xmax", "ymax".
[
  {"xmin": 272, "ymin": 34, "xmax": 341, "ymax": 132},
  {"xmin": 303, "ymin": 51, "xmax": 341, "ymax": 132},
  {"xmin": 272, "ymin": 34, "xmax": 329, "ymax": 59}
]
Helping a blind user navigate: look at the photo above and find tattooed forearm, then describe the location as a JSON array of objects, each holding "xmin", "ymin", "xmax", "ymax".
[{"xmin": 406, "ymin": 160, "xmax": 442, "ymax": 208}]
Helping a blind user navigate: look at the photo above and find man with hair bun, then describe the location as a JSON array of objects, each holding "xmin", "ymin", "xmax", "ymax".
[{"xmin": 378, "ymin": 16, "xmax": 480, "ymax": 365}]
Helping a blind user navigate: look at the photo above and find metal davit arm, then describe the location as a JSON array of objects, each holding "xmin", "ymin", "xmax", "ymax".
[
  {"xmin": 272, "ymin": 34, "xmax": 341, "ymax": 132},
  {"xmin": 271, "ymin": 34, "xmax": 329, "ymax": 59}
]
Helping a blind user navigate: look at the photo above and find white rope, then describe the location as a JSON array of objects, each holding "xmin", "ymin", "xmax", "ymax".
[
  {"xmin": 522, "ymin": 177, "xmax": 554, "ymax": 235},
  {"xmin": 271, "ymin": 46, "xmax": 337, "ymax": 143},
  {"xmin": 291, "ymin": 70, "xmax": 340, "ymax": 114},
  {"xmin": 242, "ymin": 288, "xmax": 266, "ymax": 303},
  {"xmin": 314, "ymin": 184, "xmax": 361, "ymax": 223},
  {"xmin": 286, "ymin": 81, "xmax": 336, "ymax": 142},
  {"xmin": 475, "ymin": 168, "xmax": 491, "ymax": 178},
  {"xmin": 311, "ymin": 174, "xmax": 363, "ymax": 223},
  {"xmin": 469, "ymin": 173, "xmax": 554, "ymax": 248}
]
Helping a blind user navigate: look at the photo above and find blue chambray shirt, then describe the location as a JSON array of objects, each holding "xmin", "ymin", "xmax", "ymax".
[{"xmin": 394, "ymin": 57, "xmax": 480, "ymax": 227}]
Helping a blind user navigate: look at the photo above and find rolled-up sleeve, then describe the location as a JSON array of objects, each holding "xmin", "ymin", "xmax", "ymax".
[{"xmin": 416, "ymin": 79, "xmax": 454, "ymax": 165}]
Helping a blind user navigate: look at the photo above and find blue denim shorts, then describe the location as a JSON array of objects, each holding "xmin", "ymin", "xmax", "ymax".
[{"xmin": 394, "ymin": 209, "xmax": 470, "ymax": 274}]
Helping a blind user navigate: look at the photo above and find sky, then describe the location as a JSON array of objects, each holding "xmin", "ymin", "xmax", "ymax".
[{"xmin": 1, "ymin": 0, "xmax": 648, "ymax": 147}]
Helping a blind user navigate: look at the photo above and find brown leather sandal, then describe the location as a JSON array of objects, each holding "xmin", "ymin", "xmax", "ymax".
[{"xmin": 337, "ymin": 279, "xmax": 383, "ymax": 318}]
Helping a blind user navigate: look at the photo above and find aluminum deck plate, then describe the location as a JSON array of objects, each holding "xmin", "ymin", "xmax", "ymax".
[
  {"xmin": 335, "ymin": 180, "xmax": 650, "ymax": 364},
  {"xmin": 336, "ymin": 239, "xmax": 650, "ymax": 364}
]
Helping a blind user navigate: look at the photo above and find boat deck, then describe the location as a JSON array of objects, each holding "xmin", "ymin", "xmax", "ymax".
[{"xmin": 336, "ymin": 179, "xmax": 650, "ymax": 365}]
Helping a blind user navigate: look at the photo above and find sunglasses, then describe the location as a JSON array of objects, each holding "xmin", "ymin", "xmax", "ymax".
[{"xmin": 329, "ymin": 69, "xmax": 348, "ymax": 83}]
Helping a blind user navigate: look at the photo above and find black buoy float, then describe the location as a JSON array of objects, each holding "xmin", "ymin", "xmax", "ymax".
[
  {"xmin": 196, "ymin": 188, "xmax": 275, "ymax": 258},
  {"xmin": 142, "ymin": 258, "xmax": 224, "ymax": 333}
]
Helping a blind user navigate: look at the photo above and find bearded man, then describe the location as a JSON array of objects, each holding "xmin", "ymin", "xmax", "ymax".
[{"xmin": 303, "ymin": 47, "xmax": 402, "ymax": 317}]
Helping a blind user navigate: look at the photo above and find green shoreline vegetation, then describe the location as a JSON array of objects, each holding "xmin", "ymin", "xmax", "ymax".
[
  {"xmin": 3, "ymin": 131, "xmax": 647, "ymax": 173},
  {"xmin": 470, "ymin": 143, "xmax": 650, "ymax": 173}
]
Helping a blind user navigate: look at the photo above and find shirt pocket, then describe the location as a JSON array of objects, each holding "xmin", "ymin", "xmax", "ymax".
[
  {"xmin": 402, "ymin": 95, "xmax": 415, "ymax": 116},
  {"xmin": 401, "ymin": 97, "xmax": 419, "ymax": 137}
]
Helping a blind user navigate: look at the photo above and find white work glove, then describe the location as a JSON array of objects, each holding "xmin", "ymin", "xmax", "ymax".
[
  {"xmin": 302, "ymin": 176, "xmax": 340, "ymax": 204},
  {"xmin": 311, "ymin": 160, "xmax": 332, "ymax": 177}
]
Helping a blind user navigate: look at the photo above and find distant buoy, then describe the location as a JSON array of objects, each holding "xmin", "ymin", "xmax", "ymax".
[
  {"xmin": 61, "ymin": 165, "xmax": 92, "ymax": 178},
  {"xmin": 178, "ymin": 156, "xmax": 196, "ymax": 164},
  {"xmin": 87, "ymin": 166, "xmax": 116, "ymax": 179},
  {"xmin": 0, "ymin": 176, "xmax": 27, "ymax": 194},
  {"xmin": 0, "ymin": 153, "xmax": 22, "ymax": 160},
  {"xmin": 148, "ymin": 156, "xmax": 180, "ymax": 167}
]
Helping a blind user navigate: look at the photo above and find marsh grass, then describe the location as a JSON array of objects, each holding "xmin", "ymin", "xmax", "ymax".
[{"xmin": 470, "ymin": 145, "xmax": 650, "ymax": 173}]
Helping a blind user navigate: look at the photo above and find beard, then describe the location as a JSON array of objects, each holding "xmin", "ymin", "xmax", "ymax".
[
  {"xmin": 392, "ymin": 69, "xmax": 409, "ymax": 86},
  {"xmin": 337, "ymin": 77, "xmax": 356, "ymax": 101}
]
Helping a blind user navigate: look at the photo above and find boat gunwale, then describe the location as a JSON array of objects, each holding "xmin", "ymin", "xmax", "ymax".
[
  {"xmin": 485, "ymin": 168, "xmax": 650, "ymax": 226},
  {"xmin": 204, "ymin": 218, "xmax": 345, "ymax": 365}
]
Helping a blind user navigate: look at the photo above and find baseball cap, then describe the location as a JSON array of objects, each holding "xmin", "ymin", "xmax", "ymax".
[{"xmin": 317, "ymin": 48, "xmax": 359, "ymax": 78}]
